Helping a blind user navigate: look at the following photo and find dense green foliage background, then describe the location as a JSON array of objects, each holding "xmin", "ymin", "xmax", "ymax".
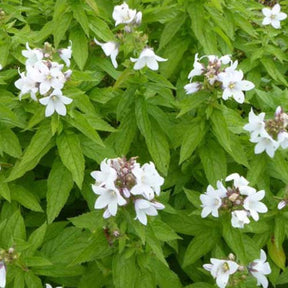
[{"xmin": 1, "ymin": 0, "xmax": 288, "ymax": 287}]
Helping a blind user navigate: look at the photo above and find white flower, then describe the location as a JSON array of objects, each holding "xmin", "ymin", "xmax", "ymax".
[
  {"xmin": 184, "ymin": 82, "xmax": 201, "ymax": 95},
  {"xmin": 200, "ymin": 182, "xmax": 227, "ymax": 218},
  {"xmin": 35, "ymin": 61, "xmax": 66, "ymax": 95},
  {"xmin": 131, "ymin": 162, "xmax": 164, "ymax": 200},
  {"xmin": 187, "ymin": 53, "xmax": 205, "ymax": 80},
  {"xmin": 203, "ymin": 259, "xmax": 239, "ymax": 288},
  {"xmin": 91, "ymin": 159, "xmax": 117, "ymax": 189},
  {"xmin": 93, "ymin": 186, "xmax": 126, "ymax": 218},
  {"xmin": 0, "ymin": 262, "xmax": 6, "ymax": 288},
  {"xmin": 112, "ymin": 2, "xmax": 137, "ymax": 26},
  {"xmin": 249, "ymin": 250, "xmax": 271, "ymax": 288},
  {"xmin": 243, "ymin": 190, "xmax": 267, "ymax": 221},
  {"xmin": 38, "ymin": 89, "xmax": 72, "ymax": 117},
  {"xmin": 225, "ymin": 173, "xmax": 249, "ymax": 188},
  {"xmin": 251, "ymin": 131, "xmax": 279, "ymax": 158},
  {"xmin": 45, "ymin": 284, "xmax": 62, "ymax": 288},
  {"xmin": 15, "ymin": 69, "xmax": 38, "ymax": 100},
  {"xmin": 134, "ymin": 199, "xmax": 164, "ymax": 225},
  {"xmin": 130, "ymin": 48, "xmax": 167, "ymax": 71},
  {"xmin": 134, "ymin": 11, "xmax": 142, "ymax": 25},
  {"xmin": 262, "ymin": 4, "xmax": 287, "ymax": 29},
  {"xmin": 22, "ymin": 42, "xmax": 43, "ymax": 67},
  {"xmin": 218, "ymin": 70, "xmax": 255, "ymax": 103},
  {"xmin": 94, "ymin": 38, "xmax": 119, "ymax": 69},
  {"xmin": 59, "ymin": 41, "xmax": 72, "ymax": 67},
  {"xmin": 277, "ymin": 131, "xmax": 288, "ymax": 149},
  {"xmin": 243, "ymin": 109, "xmax": 266, "ymax": 139},
  {"xmin": 278, "ymin": 200, "xmax": 287, "ymax": 210},
  {"xmin": 0, "ymin": 64, "xmax": 2, "ymax": 70},
  {"xmin": 231, "ymin": 210, "xmax": 250, "ymax": 228}
]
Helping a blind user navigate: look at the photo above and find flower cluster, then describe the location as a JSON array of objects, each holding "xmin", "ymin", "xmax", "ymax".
[
  {"xmin": 204, "ymin": 250, "xmax": 271, "ymax": 288},
  {"xmin": 262, "ymin": 3, "xmax": 287, "ymax": 29},
  {"xmin": 15, "ymin": 42, "xmax": 73, "ymax": 117},
  {"xmin": 94, "ymin": 2, "xmax": 167, "ymax": 70},
  {"xmin": 244, "ymin": 106, "xmax": 288, "ymax": 158},
  {"xmin": 184, "ymin": 54, "xmax": 254, "ymax": 103},
  {"xmin": 91, "ymin": 157, "xmax": 165, "ymax": 225},
  {"xmin": 200, "ymin": 173, "xmax": 267, "ymax": 228}
]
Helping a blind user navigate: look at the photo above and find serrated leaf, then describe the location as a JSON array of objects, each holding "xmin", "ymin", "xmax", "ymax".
[
  {"xmin": 69, "ymin": 211, "xmax": 104, "ymax": 232},
  {"xmin": 25, "ymin": 256, "xmax": 52, "ymax": 267},
  {"xmin": 6, "ymin": 122, "xmax": 54, "ymax": 182},
  {"xmin": 150, "ymin": 219, "xmax": 181, "ymax": 242},
  {"xmin": 199, "ymin": 138, "xmax": 227, "ymax": 186},
  {"xmin": 53, "ymin": 12, "xmax": 72, "ymax": 48},
  {"xmin": 70, "ymin": 26, "xmax": 89, "ymax": 70},
  {"xmin": 47, "ymin": 159, "xmax": 74, "ymax": 223},
  {"xmin": 268, "ymin": 238, "xmax": 286, "ymax": 270},
  {"xmin": 183, "ymin": 229, "xmax": 219, "ymax": 267},
  {"xmin": 70, "ymin": 0, "xmax": 90, "ymax": 36},
  {"xmin": 68, "ymin": 111, "xmax": 104, "ymax": 146},
  {"xmin": 10, "ymin": 184, "xmax": 43, "ymax": 212},
  {"xmin": 180, "ymin": 119, "xmax": 206, "ymax": 163},
  {"xmin": 0, "ymin": 128, "xmax": 22, "ymax": 158},
  {"xmin": 24, "ymin": 271, "xmax": 42, "ymax": 288},
  {"xmin": 27, "ymin": 223, "xmax": 47, "ymax": 253},
  {"xmin": 57, "ymin": 132, "xmax": 85, "ymax": 188}
]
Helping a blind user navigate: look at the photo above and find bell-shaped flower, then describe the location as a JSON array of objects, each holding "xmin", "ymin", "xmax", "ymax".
[
  {"xmin": 131, "ymin": 162, "xmax": 164, "ymax": 200},
  {"xmin": 184, "ymin": 82, "xmax": 201, "ymax": 95},
  {"xmin": 39, "ymin": 89, "xmax": 72, "ymax": 117},
  {"xmin": 243, "ymin": 190, "xmax": 267, "ymax": 221},
  {"xmin": 22, "ymin": 42, "xmax": 43, "ymax": 67},
  {"xmin": 203, "ymin": 259, "xmax": 239, "ymax": 288},
  {"xmin": 91, "ymin": 159, "xmax": 117, "ymax": 189},
  {"xmin": 249, "ymin": 249, "xmax": 271, "ymax": 288},
  {"xmin": 262, "ymin": 4, "xmax": 287, "ymax": 29},
  {"xmin": 93, "ymin": 186, "xmax": 126, "ymax": 218},
  {"xmin": 34, "ymin": 61, "xmax": 66, "ymax": 95},
  {"xmin": 243, "ymin": 108, "xmax": 266, "ymax": 139},
  {"xmin": 134, "ymin": 199, "xmax": 163, "ymax": 225},
  {"xmin": 112, "ymin": 2, "xmax": 137, "ymax": 26},
  {"xmin": 46, "ymin": 284, "xmax": 63, "ymax": 288},
  {"xmin": 231, "ymin": 210, "xmax": 250, "ymax": 228},
  {"xmin": 59, "ymin": 41, "xmax": 72, "ymax": 67},
  {"xmin": 0, "ymin": 261, "xmax": 6, "ymax": 288},
  {"xmin": 200, "ymin": 182, "xmax": 227, "ymax": 218},
  {"xmin": 187, "ymin": 53, "xmax": 205, "ymax": 80},
  {"xmin": 225, "ymin": 173, "xmax": 249, "ymax": 189},
  {"xmin": 15, "ymin": 69, "xmax": 38, "ymax": 100},
  {"xmin": 218, "ymin": 69, "xmax": 255, "ymax": 103},
  {"xmin": 277, "ymin": 131, "xmax": 288, "ymax": 149},
  {"xmin": 94, "ymin": 38, "xmax": 119, "ymax": 68},
  {"xmin": 130, "ymin": 48, "xmax": 167, "ymax": 71},
  {"xmin": 250, "ymin": 131, "xmax": 279, "ymax": 158}
]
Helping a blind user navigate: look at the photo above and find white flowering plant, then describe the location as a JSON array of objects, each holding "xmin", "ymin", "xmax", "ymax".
[{"xmin": 1, "ymin": 0, "xmax": 288, "ymax": 287}]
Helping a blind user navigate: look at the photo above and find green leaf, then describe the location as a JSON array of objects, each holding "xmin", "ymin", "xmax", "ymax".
[
  {"xmin": 10, "ymin": 184, "xmax": 43, "ymax": 212},
  {"xmin": 222, "ymin": 219, "xmax": 247, "ymax": 263},
  {"xmin": 53, "ymin": 12, "xmax": 72, "ymax": 48},
  {"xmin": 183, "ymin": 229, "xmax": 219, "ymax": 267},
  {"xmin": 88, "ymin": 16, "xmax": 115, "ymax": 42},
  {"xmin": 112, "ymin": 253, "xmax": 137, "ymax": 288},
  {"xmin": 70, "ymin": 0, "xmax": 90, "ymax": 36},
  {"xmin": 210, "ymin": 108, "xmax": 231, "ymax": 152},
  {"xmin": 151, "ymin": 259, "xmax": 182, "ymax": 288},
  {"xmin": 180, "ymin": 119, "xmax": 206, "ymax": 164},
  {"xmin": 7, "ymin": 122, "xmax": 54, "ymax": 182},
  {"xmin": 268, "ymin": 238, "xmax": 286, "ymax": 270},
  {"xmin": 0, "ymin": 127, "xmax": 22, "ymax": 158},
  {"xmin": 177, "ymin": 91, "xmax": 209, "ymax": 117},
  {"xmin": 57, "ymin": 131, "xmax": 85, "ymax": 188},
  {"xmin": 70, "ymin": 26, "xmax": 89, "ymax": 70},
  {"xmin": 47, "ymin": 159, "xmax": 74, "ymax": 223},
  {"xmin": 69, "ymin": 211, "xmax": 104, "ymax": 232},
  {"xmin": 27, "ymin": 223, "xmax": 47, "ymax": 253},
  {"xmin": 68, "ymin": 110, "xmax": 104, "ymax": 146},
  {"xmin": 150, "ymin": 218, "xmax": 181, "ymax": 242},
  {"xmin": 25, "ymin": 256, "xmax": 52, "ymax": 267},
  {"xmin": 274, "ymin": 216, "xmax": 286, "ymax": 249},
  {"xmin": 0, "ymin": 175, "xmax": 11, "ymax": 201},
  {"xmin": 24, "ymin": 271, "xmax": 42, "ymax": 288},
  {"xmin": 199, "ymin": 138, "xmax": 227, "ymax": 186},
  {"xmin": 0, "ymin": 103, "xmax": 24, "ymax": 128}
]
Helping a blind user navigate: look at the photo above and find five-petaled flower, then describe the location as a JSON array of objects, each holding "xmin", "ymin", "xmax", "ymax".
[{"xmin": 262, "ymin": 4, "xmax": 287, "ymax": 29}]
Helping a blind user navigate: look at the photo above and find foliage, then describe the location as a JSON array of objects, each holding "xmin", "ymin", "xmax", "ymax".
[{"xmin": 0, "ymin": 0, "xmax": 288, "ymax": 287}]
